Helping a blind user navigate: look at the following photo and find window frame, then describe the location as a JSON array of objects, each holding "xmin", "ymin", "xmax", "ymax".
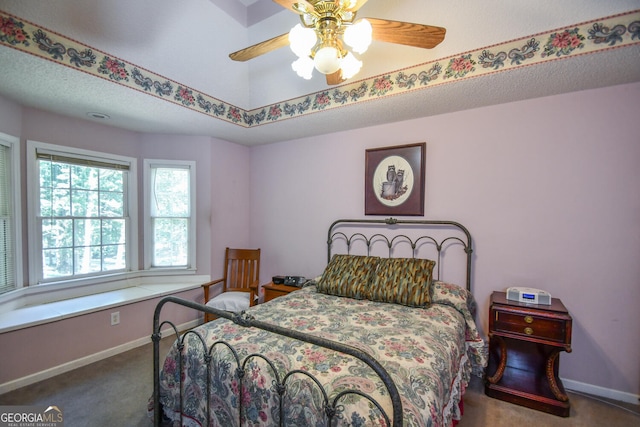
[
  {"xmin": 26, "ymin": 140, "xmax": 138, "ymax": 285},
  {"xmin": 0, "ymin": 132, "xmax": 23, "ymax": 295},
  {"xmin": 143, "ymin": 159, "xmax": 196, "ymax": 271}
]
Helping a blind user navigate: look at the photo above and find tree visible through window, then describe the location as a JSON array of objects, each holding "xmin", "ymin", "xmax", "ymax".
[
  {"xmin": 37, "ymin": 153, "xmax": 129, "ymax": 280},
  {"xmin": 150, "ymin": 165, "xmax": 191, "ymax": 267}
]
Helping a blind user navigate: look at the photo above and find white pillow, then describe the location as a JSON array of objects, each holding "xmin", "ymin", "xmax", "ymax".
[{"xmin": 206, "ymin": 291, "xmax": 250, "ymax": 313}]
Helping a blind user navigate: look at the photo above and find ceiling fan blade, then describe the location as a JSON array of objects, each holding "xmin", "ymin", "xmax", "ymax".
[
  {"xmin": 367, "ymin": 18, "xmax": 446, "ymax": 49},
  {"xmin": 326, "ymin": 69, "xmax": 345, "ymax": 85},
  {"xmin": 229, "ymin": 33, "xmax": 290, "ymax": 62},
  {"xmin": 272, "ymin": 0, "xmax": 315, "ymax": 14}
]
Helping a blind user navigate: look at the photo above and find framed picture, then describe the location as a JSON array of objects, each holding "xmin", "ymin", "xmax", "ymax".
[{"xmin": 365, "ymin": 142, "xmax": 426, "ymax": 216}]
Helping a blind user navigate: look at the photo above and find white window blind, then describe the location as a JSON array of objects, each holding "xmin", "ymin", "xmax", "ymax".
[{"xmin": 0, "ymin": 143, "xmax": 16, "ymax": 294}]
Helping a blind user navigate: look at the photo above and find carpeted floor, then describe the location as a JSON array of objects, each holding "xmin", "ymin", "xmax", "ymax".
[
  {"xmin": 458, "ymin": 375, "xmax": 639, "ymax": 427},
  {"xmin": 1, "ymin": 339, "xmax": 638, "ymax": 427},
  {"xmin": 0, "ymin": 338, "xmax": 174, "ymax": 427}
]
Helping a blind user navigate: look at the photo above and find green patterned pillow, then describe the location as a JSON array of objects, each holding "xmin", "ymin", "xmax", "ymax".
[
  {"xmin": 317, "ymin": 254, "xmax": 380, "ymax": 299},
  {"xmin": 367, "ymin": 258, "xmax": 436, "ymax": 307}
]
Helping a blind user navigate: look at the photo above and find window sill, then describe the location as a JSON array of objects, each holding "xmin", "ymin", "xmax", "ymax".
[{"xmin": 0, "ymin": 275, "xmax": 208, "ymax": 334}]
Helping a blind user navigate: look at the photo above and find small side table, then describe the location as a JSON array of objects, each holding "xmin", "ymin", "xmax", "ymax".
[
  {"xmin": 485, "ymin": 291, "xmax": 572, "ymax": 417},
  {"xmin": 263, "ymin": 282, "xmax": 299, "ymax": 303}
]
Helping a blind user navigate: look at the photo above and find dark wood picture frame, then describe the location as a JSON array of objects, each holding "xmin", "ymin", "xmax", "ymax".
[{"xmin": 365, "ymin": 142, "xmax": 426, "ymax": 216}]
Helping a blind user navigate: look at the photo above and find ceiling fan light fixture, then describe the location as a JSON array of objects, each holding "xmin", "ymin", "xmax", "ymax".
[
  {"xmin": 340, "ymin": 51, "xmax": 362, "ymax": 79},
  {"xmin": 293, "ymin": 2, "xmax": 311, "ymax": 15},
  {"xmin": 339, "ymin": 0, "xmax": 359, "ymax": 9},
  {"xmin": 313, "ymin": 46, "xmax": 342, "ymax": 74},
  {"xmin": 292, "ymin": 56, "xmax": 315, "ymax": 79},
  {"xmin": 230, "ymin": 1, "xmax": 447, "ymax": 85},
  {"xmin": 289, "ymin": 24, "xmax": 317, "ymax": 58},
  {"xmin": 301, "ymin": 13, "xmax": 315, "ymax": 27},
  {"xmin": 344, "ymin": 18, "xmax": 372, "ymax": 54}
]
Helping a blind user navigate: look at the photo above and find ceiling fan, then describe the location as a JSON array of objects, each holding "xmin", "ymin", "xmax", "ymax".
[{"xmin": 229, "ymin": 0, "xmax": 446, "ymax": 85}]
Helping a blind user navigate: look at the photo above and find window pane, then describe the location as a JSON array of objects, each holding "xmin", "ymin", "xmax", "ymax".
[
  {"xmin": 102, "ymin": 219, "xmax": 125, "ymax": 245},
  {"xmin": 42, "ymin": 219, "xmax": 73, "ymax": 249},
  {"xmin": 51, "ymin": 161, "xmax": 70, "ymax": 188},
  {"xmin": 39, "ymin": 160, "xmax": 51, "ymax": 188},
  {"xmin": 103, "ymin": 244, "xmax": 126, "ymax": 271},
  {"xmin": 71, "ymin": 165, "xmax": 99, "ymax": 190},
  {"xmin": 72, "ymin": 189, "xmax": 99, "ymax": 216},
  {"xmin": 74, "ymin": 219, "xmax": 101, "ymax": 246},
  {"xmin": 40, "ymin": 188, "xmax": 52, "ymax": 216},
  {"xmin": 100, "ymin": 169, "xmax": 123, "ymax": 192},
  {"xmin": 152, "ymin": 168, "xmax": 190, "ymax": 217},
  {"xmin": 153, "ymin": 218, "xmax": 188, "ymax": 266},
  {"xmin": 43, "ymin": 248, "xmax": 72, "ymax": 278},
  {"xmin": 100, "ymin": 191, "xmax": 124, "ymax": 217},
  {"xmin": 52, "ymin": 189, "xmax": 71, "ymax": 216},
  {"xmin": 74, "ymin": 246, "xmax": 101, "ymax": 275}
]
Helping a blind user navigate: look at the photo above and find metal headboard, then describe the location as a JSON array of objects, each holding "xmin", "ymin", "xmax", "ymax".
[{"xmin": 327, "ymin": 218, "xmax": 473, "ymax": 291}]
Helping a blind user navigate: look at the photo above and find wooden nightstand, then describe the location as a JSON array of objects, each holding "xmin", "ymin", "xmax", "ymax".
[
  {"xmin": 485, "ymin": 291, "xmax": 572, "ymax": 417},
  {"xmin": 263, "ymin": 282, "xmax": 299, "ymax": 303}
]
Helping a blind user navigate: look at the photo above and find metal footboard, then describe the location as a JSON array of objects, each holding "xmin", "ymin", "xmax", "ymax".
[{"xmin": 152, "ymin": 296, "xmax": 403, "ymax": 426}]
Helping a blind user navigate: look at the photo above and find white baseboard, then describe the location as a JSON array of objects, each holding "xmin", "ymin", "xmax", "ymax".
[
  {"xmin": 563, "ymin": 377, "xmax": 640, "ymax": 405},
  {"xmin": 0, "ymin": 319, "xmax": 201, "ymax": 395}
]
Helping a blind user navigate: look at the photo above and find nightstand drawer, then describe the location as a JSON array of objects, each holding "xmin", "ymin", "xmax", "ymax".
[
  {"xmin": 494, "ymin": 310, "xmax": 567, "ymax": 342},
  {"xmin": 263, "ymin": 282, "xmax": 298, "ymax": 303}
]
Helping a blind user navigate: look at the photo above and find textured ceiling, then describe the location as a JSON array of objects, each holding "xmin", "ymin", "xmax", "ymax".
[{"xmin": 0, "ymin": 0, "xmax": 639, "ymax": 146}]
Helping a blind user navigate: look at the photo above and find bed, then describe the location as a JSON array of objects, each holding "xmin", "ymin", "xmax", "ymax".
[{"xmin": 150, "ymin": 218, "xmax": 488, "ymax": 427}]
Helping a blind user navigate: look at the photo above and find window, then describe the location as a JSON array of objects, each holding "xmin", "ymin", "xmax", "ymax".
[
  {"xmin": 144, "ymin": 160, "xmax": 196, "ymax": 269},
  {"xmin": 0, "ymin": 133, "xmax": 21, "ymax": 295},
  {"xmin": 27, "ymin": 141, "xmax": 137, "ymax": 284}
]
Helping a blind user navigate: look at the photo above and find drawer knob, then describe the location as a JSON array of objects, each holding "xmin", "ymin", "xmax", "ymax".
[
  {"xmin": 524, "ymin": 316, "xmax": 534, "ymax": 324},
  {"xmin": 524, "ymin": 327, "xmax": 534, "ymax": 335}
]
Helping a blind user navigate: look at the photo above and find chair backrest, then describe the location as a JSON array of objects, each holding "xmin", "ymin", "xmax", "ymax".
[{"xmin": 223, "ymin": 248, "xmax": 261, "ymax": 293}]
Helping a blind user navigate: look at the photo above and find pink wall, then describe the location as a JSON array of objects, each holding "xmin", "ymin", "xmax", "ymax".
[
  {"xmin": 207, "ymin": 137, "xmax": 253, "ymax": 273},
  {"xmin": 0, "ymin": 288, "xmax": 201, "ymax": 384},
  {"xmin": 250, "ymin": 82, "xmax": 640, "ymax": 397},
  {"xmin": 0, "ymin": 96, "xmax": 22, "ymax": 137}
]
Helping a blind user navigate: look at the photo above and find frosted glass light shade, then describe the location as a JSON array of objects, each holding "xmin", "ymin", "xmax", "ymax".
[
  {"xmin": 340, "ymin": 52, "xmax": 362, "ymax": 79},
  {"xmin": 289, "ymin": 24, "xmax": 317, "ymax": 58},
  {"xmin": 292, "ymin": 56, "xmax": 315, "ymax": 79},
  {"xmin": 314, "ymin": 46, "xmax": 341, "ymax": 74},
  {"xmin": 344, "ymin": 19, "xmax": 372, "ymax": 54}
]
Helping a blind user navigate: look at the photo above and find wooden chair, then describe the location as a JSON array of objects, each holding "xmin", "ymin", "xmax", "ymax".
[{"xmin": 202, "ymin": 248, "xmax": 260, "ymax": 323}]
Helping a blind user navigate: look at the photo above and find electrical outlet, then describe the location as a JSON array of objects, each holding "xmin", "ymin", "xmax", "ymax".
[{"xmin": 110, "ymin": 311, "xmax": 120, "ymax": 326}]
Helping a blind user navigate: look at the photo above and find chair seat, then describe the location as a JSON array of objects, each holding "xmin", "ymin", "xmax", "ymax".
[
  {"xmin": 202, "ymin": 247, "xmax": 261, "ymax": 322},
  {"xmin": 206, "ymin": 291, "xmax": 250, "ymax": 313}
]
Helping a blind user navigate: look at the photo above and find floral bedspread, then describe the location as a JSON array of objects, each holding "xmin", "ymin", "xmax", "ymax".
[{"xmin": 155, "ymin": 282, "xmax": 487, "ymax": 427}]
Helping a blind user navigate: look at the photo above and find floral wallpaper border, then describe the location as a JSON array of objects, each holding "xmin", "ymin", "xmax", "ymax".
[{"xmin": 1, "ymin": 9, "xmax": 639, "ymax": 129}]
